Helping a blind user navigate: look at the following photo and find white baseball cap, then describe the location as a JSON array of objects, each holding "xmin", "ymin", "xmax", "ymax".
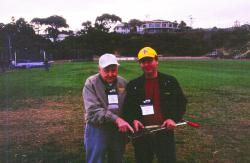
[{"xmin": 99, "ymin": 53, "xmax": 120, "ymax": 68}]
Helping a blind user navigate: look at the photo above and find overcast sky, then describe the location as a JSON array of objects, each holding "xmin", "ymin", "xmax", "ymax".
[{"xmin": 1, "ymin": 0, "xmax": 250, "ymax": 31}]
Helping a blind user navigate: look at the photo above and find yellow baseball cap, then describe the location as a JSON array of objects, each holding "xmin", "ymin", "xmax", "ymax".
[{"xmin": 137, "ymin": 47, "xmax": 157, "ymax": 60}]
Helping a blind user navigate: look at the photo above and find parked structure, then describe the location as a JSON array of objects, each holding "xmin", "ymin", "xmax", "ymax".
[{"xmin": 114, "ymin": 20, "xmax": 180, "ymax": 34}]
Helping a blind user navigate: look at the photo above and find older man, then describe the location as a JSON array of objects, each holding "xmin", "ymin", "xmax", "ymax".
[{"xmin": 83, "ymin": 53, "xmax": 134, "ymax": 163}]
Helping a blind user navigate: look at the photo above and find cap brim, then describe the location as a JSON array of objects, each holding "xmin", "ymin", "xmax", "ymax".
[
  {"xmin": 100, "ymin": 63, "xmax": 120, "ymax": 68},
  {"xmin": 138, "ymin": 55, "xmax": 155, "ymax": 60}
]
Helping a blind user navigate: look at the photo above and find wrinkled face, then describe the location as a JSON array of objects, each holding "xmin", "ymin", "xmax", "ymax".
[
  {"xmin": 99, "ymin": 64, "xmax": 118, "ymax": 83},
  {"xmin": 139, "ymin": 57, "xmax": 158, "ymax": 75}
]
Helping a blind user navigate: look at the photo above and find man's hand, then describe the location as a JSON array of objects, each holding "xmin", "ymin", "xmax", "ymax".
[
  {"xmin": 115, "ymin": 118, "xmax": 134, "ymax": 133},
  {"xmin": 133, "ymin": 120, "xmax": 144, "ymax": 132},
  {"xmin": 161, "ymin": 119, "xmax": 176, "ymax": 129}
]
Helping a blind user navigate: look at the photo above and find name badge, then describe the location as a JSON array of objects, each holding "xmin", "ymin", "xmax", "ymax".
[
  {"xmin": 108, "ymin": 94, "xmax": 118, "ymax": 104},
  {"xmin": 140, "ymin": 99, "xmax": 154, "ymax": 115},
  {"xmin": 107, "ymin": 88, "xmax": 119, "ymax": 110},
  {"xmin": 140, "ymin": 105, "xmax": 154, "ymax": 115}
]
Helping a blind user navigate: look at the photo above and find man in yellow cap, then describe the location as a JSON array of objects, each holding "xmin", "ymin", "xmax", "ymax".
[{"xmin": 123, "ymin": 47, "xmax": 187, "ymax": 163}]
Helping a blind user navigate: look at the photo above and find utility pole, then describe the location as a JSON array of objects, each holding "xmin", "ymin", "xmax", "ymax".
[
  {"xmin": 234, "ymin": 20, "xmax": 240, "ymax": 27},
  {"xmin": 189, "ymin": 15, "xmax": 193, "ymax": 28}
]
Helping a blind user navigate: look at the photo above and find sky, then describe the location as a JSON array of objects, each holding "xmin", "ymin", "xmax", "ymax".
[{"xmin": 1, "ymin": 0, "xmax": 250, "ymax": 31}]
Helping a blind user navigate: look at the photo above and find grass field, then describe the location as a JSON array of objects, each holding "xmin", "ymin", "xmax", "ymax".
[{"xmin": 0, "ymin": 60, "xmax": 250, "ymax": 162}]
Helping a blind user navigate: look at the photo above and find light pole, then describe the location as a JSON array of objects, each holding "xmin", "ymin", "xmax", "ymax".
[{"xmin": 7, "ymin": 35, "xmax": 12, "ymax": 61}]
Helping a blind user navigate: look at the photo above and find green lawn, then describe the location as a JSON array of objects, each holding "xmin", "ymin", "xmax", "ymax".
[{"xmin": 0, "ymin": 60, "xmax": 250, "ymax": 162}]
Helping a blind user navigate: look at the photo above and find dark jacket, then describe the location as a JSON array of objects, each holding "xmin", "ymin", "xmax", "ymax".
[{"xmin": 122, "ymin": 72, "xmax": 187, "ymax": 125}]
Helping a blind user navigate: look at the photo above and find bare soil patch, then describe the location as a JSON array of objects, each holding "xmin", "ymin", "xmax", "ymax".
[{"xmin": 0, "ymin": 98, "xmax": 84, "ymax": 160}]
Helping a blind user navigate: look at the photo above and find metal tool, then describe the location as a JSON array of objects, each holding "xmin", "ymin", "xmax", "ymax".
[{"xmin": 128, "ymin": 120, "xmax": 200, "ymax": 139}]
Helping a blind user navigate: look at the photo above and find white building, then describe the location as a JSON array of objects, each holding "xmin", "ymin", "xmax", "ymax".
[
  {"xmin": 114, "ymin": 20, "xmax": 180, "ymax": 34},
  {"xmin": 140, "ymin": 20, "xmax": 179, "ymax": 34},
  {"xmin": 114, "ymin": 24, "xmax": 130, "ymax": 34}
]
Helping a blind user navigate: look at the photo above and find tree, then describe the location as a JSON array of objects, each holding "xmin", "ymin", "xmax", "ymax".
[
  {"xmin": 178, "ymin": 20, "xmax": 191, "ymax": 31},
  {"xmin": 31, "ymin": 15, "xmax": 69, "ymax": 42},
  {"xmin": 0, "ymin": 23, "xmax": 4, "ymax": 30},
  {"xmin": 30, "ymin": 18, "xmax": 45, "ymax": 34},
  {"xmin": 46, "ymin": 15, "xmax": 69, "ymax": 29},
  {"xmin": 16, "ymin": 18, "xmax": 35, "ymax": 35},
  {"xmin": 79, "ymin": 21, "xmax": 93, "ymax": 34},
  {"xmin": 128, "ymin": 19, "xmax": 143, "ymax": 33},
  {"xmin": 1, "ymin": 18, "xmax": 51, "ymax": 61},
  {"xmin": 95, "ymin": 13, "xmax": 122, "ymax": 32}
]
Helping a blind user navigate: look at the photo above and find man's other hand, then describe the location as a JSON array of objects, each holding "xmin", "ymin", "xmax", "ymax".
[
  {"xmin": 133, "ymin": 120, "xmax": 145, "ymax": 132},
  {"xmin": 161, "ymin": 119, "xmax": 176, "ymax": 129},
  {"xmin": 115, "ymin": 118, "xmax": 134, "ymax": 133}
]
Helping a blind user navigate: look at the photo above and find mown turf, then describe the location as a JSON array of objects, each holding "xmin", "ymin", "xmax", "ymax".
[{"xmin": 0, "ymin": 60, "xmax": 250, "ymax": 162}]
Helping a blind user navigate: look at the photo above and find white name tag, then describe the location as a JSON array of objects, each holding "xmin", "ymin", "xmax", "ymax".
[
  {"xmin": 140, "ymin": 105, "xmax": 154, "ymax": 115},
  {"xmin": 108, "ymin": 94, "xmax": 118, "ymax": 104}
]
